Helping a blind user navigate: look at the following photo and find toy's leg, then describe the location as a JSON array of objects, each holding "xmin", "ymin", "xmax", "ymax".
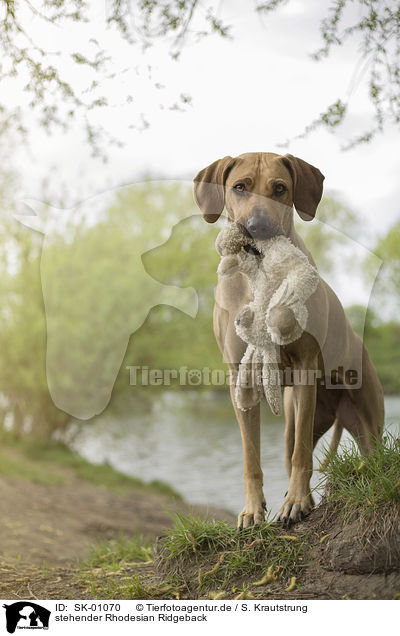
[
  {"xmin": 235, "ymin": 345, "xmax": 262, "ymax": 411},
  {"xmin": 262, "ymin": 346, "xmax": 282, "ymax": 416}
]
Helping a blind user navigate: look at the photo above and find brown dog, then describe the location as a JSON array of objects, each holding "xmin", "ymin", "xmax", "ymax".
[{"xmin": 193, "ymin": 152, "xmax": 384, "ymax": 528}]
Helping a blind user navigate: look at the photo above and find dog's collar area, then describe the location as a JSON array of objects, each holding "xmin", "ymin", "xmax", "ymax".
[{"xmin": 243, "ymin": 244, "xmax": 263, "ymax": 257}]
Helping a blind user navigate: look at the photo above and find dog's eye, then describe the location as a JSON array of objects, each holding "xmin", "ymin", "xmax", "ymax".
[
  {"xmin": 233, "ymin": 183, "xmax": 246, "ymax": 193},
  {"xmin": 274, "ymin": 183, "xmax": 287, "ymax": 195}
]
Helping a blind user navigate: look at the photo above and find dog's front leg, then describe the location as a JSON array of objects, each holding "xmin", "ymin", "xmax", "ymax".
[
  {"xmin": 228, "ymin": 372, "xmax": 266, "ymax": 529},
  {"xmin": 278, "ymin": 363, "xmax": 317, "ymax": 525}
]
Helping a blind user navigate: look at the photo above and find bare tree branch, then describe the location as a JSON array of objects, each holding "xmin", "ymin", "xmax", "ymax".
[{"xmin": 1, "ymin": 1, "xmax": 400, "ymax": 155}]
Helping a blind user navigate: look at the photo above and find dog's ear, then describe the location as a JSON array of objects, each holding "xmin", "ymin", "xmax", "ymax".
[
  {"xmin": 281, "ymin": 154, "xmax": 324, "ymax": 221},
  {"xmin": 193, "ymin": 156, "xmax": 236, "ymax": 223}
]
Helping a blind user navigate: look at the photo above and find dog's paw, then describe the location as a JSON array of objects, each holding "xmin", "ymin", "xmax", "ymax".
[
  {"xmin": 277, "ymin": 492, "xmax": 314, "ymax": 526},
  {"xmin": 237, "ymin": 501, "xmax": 266, "ymax": 530},
  {"xmin": 217, "ymin": 254, "xmax": 240, "ymax": 277}
]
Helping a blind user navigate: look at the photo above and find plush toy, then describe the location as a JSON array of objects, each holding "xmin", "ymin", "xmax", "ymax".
[{"xmin": 216, "ymin": 222, "xmax": 319, "ymax": 415}]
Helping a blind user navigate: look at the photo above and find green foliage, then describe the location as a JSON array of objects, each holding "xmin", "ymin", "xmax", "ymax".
[
  {"xmin": 0, "ymin": 209, "xmax": 69, "ymax": 438},
  {"xmin": 40, "ymin": 183, "xmax": 199, "ymax": 415},
  {"xmin": 0, "ymin": 180, "xmax": 224, "ymax": 436},
  {"xmin": 363, "ymin": 320, "xmax": 400, "ymax": 395},
  {"xmin": 3, "ymin": 1, "xmax": 400, "ymax": 152},
  {"xmin": 353, "ymin": 218, "xmax": 400, "ymax": 394},
  {"xmin": 345, "ymin": 304, "xmax": 368, "ymax": 338},
  {"xmin": 124, "ymin": 209, "xmax": 222, "ymax": 378},
  {"xmin": 135, "ymin": 1, "xmax": 231, "ymax": 47},
  {"xmin": 0, "ymin": 0, "xmax": 229, "ymax": 154},
  {"xmin": 258, "ymin": 1, "xmax": 400, "ymax": 147},
  {"xmin": 346, "ymin": 304, "xmax": 400, "ymax": 394},
  {"xmin": 314, "ymin": 0, "xmax": 400, "ymax": 147},
  {"xmin": 256, "ymin": 1, "xmax": 289, "ymax": 14},
  {"xmin": 323, "ymin": 433, "xmax": 400, "ymax": 516},
  {"xmin": 295, "ymin": 193, "xmax": 360, "ymax": 275},
  {"xmin": 367, "ymin": 219, "xmax": 400, "ymax": 314},
  {"xmin": 39, "ymin": 182, "xmax": 223, "ymax": 413}
]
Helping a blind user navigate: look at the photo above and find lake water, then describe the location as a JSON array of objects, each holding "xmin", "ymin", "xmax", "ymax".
[{"xmin": 65, "ymin": 392, "xmax": 400, "ymax": 517}]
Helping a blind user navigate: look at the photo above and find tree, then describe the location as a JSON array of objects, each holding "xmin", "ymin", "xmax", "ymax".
[
  {"xmin": 2, "ymin": 1, "xmax": 399, "ymax": 156},
  {"xmin": 366, "ymin": 218, "xmax": 400, "ymax": 315},
  {"xmin": 345, "ymin": 218, "xmax": 400, "ymax": 395},
  {"xmin": 0, "ymin": 209, "xmax": 70, "ymax": 438},
  {"xmin": 257, "ymin": 0, "xmax": 400, "ymax": 147},
  {"xmin": 346, "ymin": 304, "xmax": 400, "ymax": 394},
  {"xmin": 0, "ymin": 179, "xmax": 224, "ymax": 435},
  {"xmin": 0, "ymin": 0, "xmax": 230, "ymax": 157},
  {"xmin": 295, "ymin": 194, "xmax": 360, "ymax": 276}
]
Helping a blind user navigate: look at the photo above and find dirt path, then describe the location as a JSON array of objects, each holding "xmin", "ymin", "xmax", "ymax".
[{"xmin": 0, "ymin": 460, "xmax": 234, "ymax": 599}]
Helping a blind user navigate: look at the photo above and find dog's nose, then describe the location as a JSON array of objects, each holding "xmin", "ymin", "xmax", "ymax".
[{"xmin": 246, "ymin": 213, "xmax": 273, "ymax": 239}]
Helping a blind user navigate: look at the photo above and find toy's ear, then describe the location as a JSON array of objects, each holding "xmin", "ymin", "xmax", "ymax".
[
  {"xmin": 193, "ymin": 156, "xmax": 236, "ymax": 223},
  {"xmin": 281, "ymin": 154, "xmax": 324, "ymax": 221}
]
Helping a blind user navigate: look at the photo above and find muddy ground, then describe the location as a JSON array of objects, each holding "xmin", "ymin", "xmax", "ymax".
[{"xmin": 0, "ymin": 461, "xmax": 234, "ymax": 599}]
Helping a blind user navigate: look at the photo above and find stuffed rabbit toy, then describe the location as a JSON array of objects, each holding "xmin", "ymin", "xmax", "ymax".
[{"xmin": 216, "ymin": 222, "xmax": 319, "ymax": 415}]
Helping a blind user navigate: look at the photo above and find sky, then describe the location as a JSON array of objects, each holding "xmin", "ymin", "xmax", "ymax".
[{"xmin": 8, "ymin": 0, "xmax": 400, "ymax": 305}]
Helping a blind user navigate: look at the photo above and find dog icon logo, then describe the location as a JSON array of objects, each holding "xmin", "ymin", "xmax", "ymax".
[{"xmin": 3, "ymin": 602, "xmax": 51, "ymax": 633}]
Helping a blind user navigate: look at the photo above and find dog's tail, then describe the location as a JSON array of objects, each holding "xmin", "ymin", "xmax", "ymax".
[{"xmin": 318, "ymin": 418, "xmax": 344, "ymax": 472}]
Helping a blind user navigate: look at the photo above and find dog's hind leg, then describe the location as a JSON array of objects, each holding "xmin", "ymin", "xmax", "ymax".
[
  {"xmin": 284, "ymin": 386, "xmax": 342, "ymax": 477},
  {"xmin": 337, "ymin": 393, "xmax": 382, "ymax": 456},
  {"xmin": 318, "ymin": 418, "xmax": 343, "ymax": 471},
  {"xmin": 283, "ymin": 387, "xmax": 343, "ymax": 476},
  {"xmin": 338, "ymin": 345, "xmax": 384, "ymax": 455}
]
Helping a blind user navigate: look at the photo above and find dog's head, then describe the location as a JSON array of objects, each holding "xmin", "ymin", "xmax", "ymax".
[{"xmin": 193, "ymin": 152, "xmax": 324, "ymax": 239}]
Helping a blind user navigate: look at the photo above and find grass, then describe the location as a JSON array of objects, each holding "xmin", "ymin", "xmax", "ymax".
[
  {"xmin": 83, "ymin": 534, "xmax": 154, "ymax": 571},
  {"xmin": 0, "ymin": 431, "xmax": 181, "ymax": 498},
  {"xmin": 322, "ymin": 433, "xmax": 400, "ymax": 517},
  {"xmin": 76, "ymin": 512, "xmax": 307, "ymax": 598},
  {"xmin": 76, "ymin": 516, "xmax": 307, "ymax": 598},
  {"xmin": 77, "ymin": 534, "xmax": 168, "ymax": 599},
  {"xmin": 157, "ymin": 512, "xmax": 305, "ymax": 593},
  {"xmin": 0, "ymin": 446, "xmax": 64, "ymax": 485}
]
